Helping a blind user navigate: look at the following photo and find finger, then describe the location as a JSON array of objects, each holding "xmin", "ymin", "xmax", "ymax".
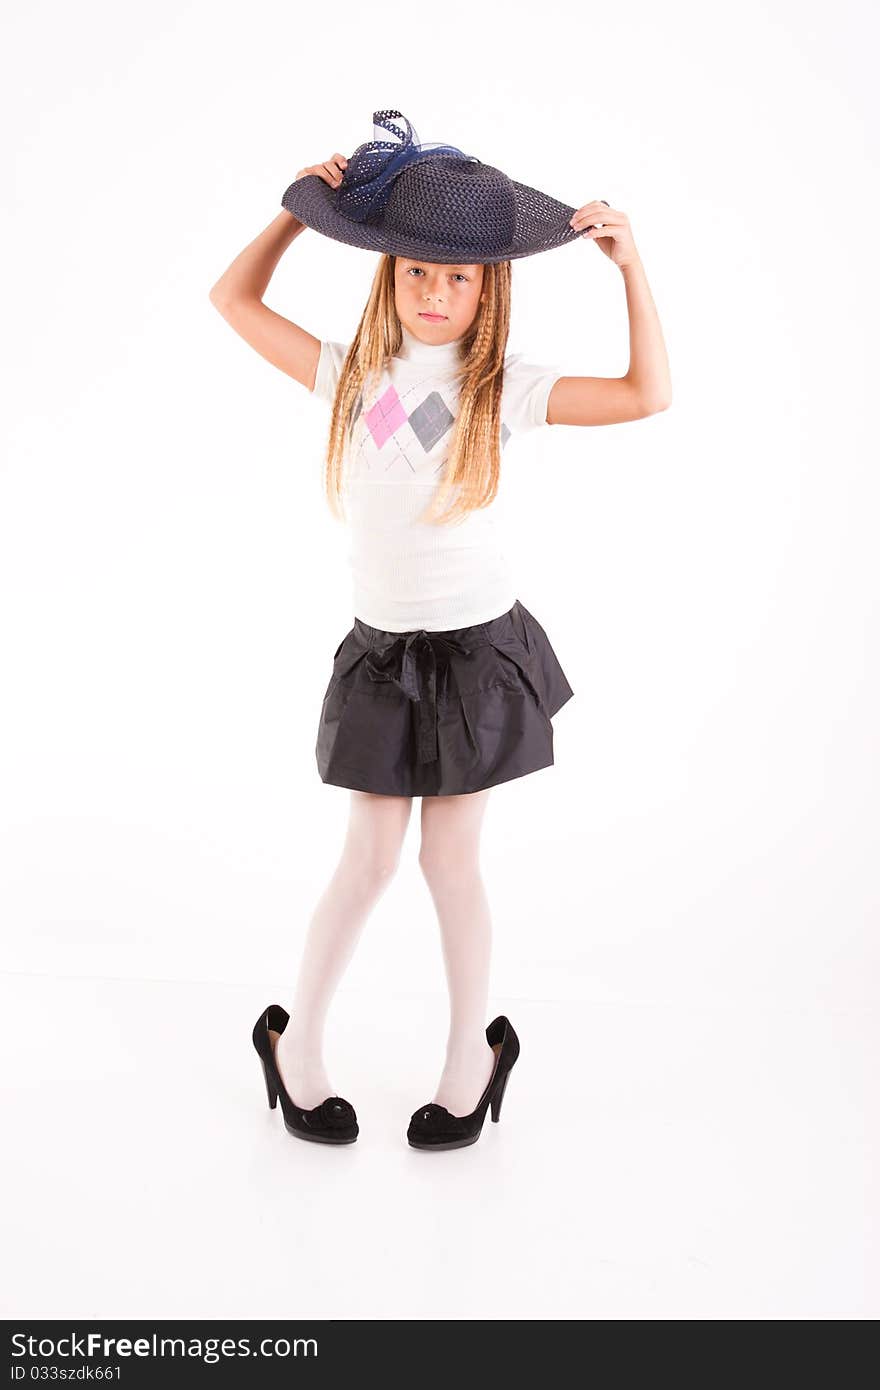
[
  {"xmin": 319, "ymin": 155, "xmax": 349, "ymax": 187},
  {"xmin": 571, "ymin": 200, "xmax": 613, "ymax": 217},
  {"xmin": 569, "ymin": 202, "xmax": 617, "ymax": 223},
  {"xmin": 569, "ymin": 207, "xmax": 619, "ymax": 230},
  {"xmin": 570, "ymin": 214, "xmax": 617, "ymax": 231},
  {"xmin": 297, "ymin": 163, "xmax": 333, "ymax": 182}
]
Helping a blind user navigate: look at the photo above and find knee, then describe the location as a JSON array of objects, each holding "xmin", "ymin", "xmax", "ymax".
[
  {"xmin": 347, "ymin": 844, "xmax": 403, "ymax": 894},
  {"xmin": 418, "ymin": 838, "xmax": 477, "ymax": 888},
  {"xmin": 417, "ymin": 845, "xmax": 443, "ymax": 891}
]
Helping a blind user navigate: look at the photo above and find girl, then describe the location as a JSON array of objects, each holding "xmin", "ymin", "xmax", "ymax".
[{"xmin": 209, "ymin": 111, "xmax": 671, "ymax": 1150}]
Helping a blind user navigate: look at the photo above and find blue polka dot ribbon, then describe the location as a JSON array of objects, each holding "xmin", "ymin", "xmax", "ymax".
[{"xmin": 335, "ymin": 109, "xmax": 478, "ymax": 227}]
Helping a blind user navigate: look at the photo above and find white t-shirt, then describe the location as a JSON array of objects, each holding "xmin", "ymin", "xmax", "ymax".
[{"xmin": 311, "ymin": 323, "xmax": 562, "ymax": 632}]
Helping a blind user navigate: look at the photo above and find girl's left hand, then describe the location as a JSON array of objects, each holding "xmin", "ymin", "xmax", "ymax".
[{"xmin": 569, "ymin": 201, "xmax": 638, "ymax": 269}]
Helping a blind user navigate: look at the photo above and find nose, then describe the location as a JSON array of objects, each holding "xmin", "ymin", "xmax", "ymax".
[{"xmin": 422, "ymin": 278, "xmax": 446, "ymax": 302}]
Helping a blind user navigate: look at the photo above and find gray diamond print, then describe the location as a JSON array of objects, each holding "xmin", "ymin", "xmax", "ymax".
[{"xmin": 409, "ymin": 391, "xmax": 454, "ymax": 452}]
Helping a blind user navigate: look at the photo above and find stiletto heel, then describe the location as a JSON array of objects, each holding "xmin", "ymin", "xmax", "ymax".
[
  {"xmin": 252, "ymin": 1004, "xmax": 359, "ymax": 1145},
  {"xmin": 490, "ymin": 1066, "xmax": 511, "ymax": 1122},
  {"xmin": 407, "ymin": 1016, "xmax": 520, "ymax": 1150},
  {"xmin": 260, "ymin": 1058, "xmax": 278, "ymax": 1109}
]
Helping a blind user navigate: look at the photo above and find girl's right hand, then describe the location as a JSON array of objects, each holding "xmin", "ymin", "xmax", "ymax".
[{"xmin": 294, "ymin": 153, "xmax": 348, "ymax": 187}]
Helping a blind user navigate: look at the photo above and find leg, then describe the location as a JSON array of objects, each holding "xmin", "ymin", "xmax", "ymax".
[
  {"xmin": 275, "ymin": 789, "xmax": 413, "ymax": 1109},
  {"xmin": 418, "ymin": 788, "xmax": 496, "ymax": 1115}
]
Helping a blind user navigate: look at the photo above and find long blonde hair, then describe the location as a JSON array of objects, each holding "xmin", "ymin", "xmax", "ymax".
[{"xmin": 323, "ymin": 254, "xmax": 513, "ymax": 527}]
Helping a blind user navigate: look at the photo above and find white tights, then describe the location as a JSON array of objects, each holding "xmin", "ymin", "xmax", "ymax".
[{"xmin": 275, "ymin": 788, "xmax": 497, "ymax": 1116}]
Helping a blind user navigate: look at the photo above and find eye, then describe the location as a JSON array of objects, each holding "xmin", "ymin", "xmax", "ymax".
[{"xmin": 406, "ymin": 268, "xmax": 468, "ymax": 282}]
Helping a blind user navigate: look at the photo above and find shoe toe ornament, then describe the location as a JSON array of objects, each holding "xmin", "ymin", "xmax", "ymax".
[
  {"xmin": 309, "ymin": 1096, "xmax": 357, "ymax": 1129},
  {"xmin": 408, "ymin": 1102, "xmax": 468, "ymax": 1138}
]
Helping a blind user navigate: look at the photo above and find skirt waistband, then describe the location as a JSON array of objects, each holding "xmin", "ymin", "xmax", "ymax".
[{"xmin": 352, "ymin": 599, "xmax": 520, "ymax": 650}]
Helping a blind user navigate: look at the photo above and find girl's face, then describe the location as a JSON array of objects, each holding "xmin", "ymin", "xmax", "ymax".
[{"xmin": 394, "ymin": 258, "xmax": 485, "ymax": 343}]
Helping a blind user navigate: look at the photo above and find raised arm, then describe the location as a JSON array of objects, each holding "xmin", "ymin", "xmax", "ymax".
[
  {"xmin": 546, "ymin": 202, "xmax": 672, "ymax": 427},
  {"xmin": 208, "ymin": 152, "xmax": 349, "ymax": 391}
]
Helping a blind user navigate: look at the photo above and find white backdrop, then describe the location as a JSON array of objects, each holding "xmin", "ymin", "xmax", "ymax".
[{"xmin": 2, "ymin": 0, "xmax": 877, "ymax": 1322}]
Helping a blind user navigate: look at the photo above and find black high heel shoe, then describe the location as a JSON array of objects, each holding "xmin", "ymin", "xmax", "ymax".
[
  {"xmin": 407, "ymin": 1016, "xmax": 520, "ymax": 1151},
  {"xmin": 252, "ymin": 1004, "xmax": 359, "ymax": 1145}
]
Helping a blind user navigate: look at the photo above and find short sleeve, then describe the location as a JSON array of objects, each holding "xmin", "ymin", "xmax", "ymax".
[
  {"xmin": 501, "ymin": 352, "xmax": 564, "ymax": 433},
  {"xmin": 312, "ymin": 340, "xmax": 349, "ymax": 402}
]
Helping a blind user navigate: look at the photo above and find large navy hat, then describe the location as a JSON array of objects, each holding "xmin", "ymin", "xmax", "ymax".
[{"xmin": 281, "ymin": 109, "xmax": 584, "ymax": 265}]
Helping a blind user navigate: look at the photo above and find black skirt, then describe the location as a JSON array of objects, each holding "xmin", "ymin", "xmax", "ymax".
[{"xmin": 315, "ymin": 598, "xmax": 574, "ymax": 797}]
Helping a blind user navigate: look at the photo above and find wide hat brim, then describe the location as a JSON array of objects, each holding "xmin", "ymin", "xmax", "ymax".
[{"xmin": 281, "ymin": 158, "xmax": 583, "ymax": 265}]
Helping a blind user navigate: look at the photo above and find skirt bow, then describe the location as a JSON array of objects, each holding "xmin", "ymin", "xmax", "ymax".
[{"xmin": 364, "ymin": 629, "xmax": 478, "ymax": 763}]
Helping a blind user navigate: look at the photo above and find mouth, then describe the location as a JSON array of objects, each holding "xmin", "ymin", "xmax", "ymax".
[{"xmin": 418, "ymin": 312, "xmax": 447, "ymax": 322}]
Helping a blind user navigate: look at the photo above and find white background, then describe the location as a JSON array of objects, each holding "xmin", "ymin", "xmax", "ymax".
[{"xmin": 1, "ymin": 0, "xmax": 877, "ymax": 1321}]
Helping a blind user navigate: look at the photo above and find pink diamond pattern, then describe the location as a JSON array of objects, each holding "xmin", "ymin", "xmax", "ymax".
[{"xmin": 365, "ymin": 385, "xmax": 408, "ymax": 448}]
